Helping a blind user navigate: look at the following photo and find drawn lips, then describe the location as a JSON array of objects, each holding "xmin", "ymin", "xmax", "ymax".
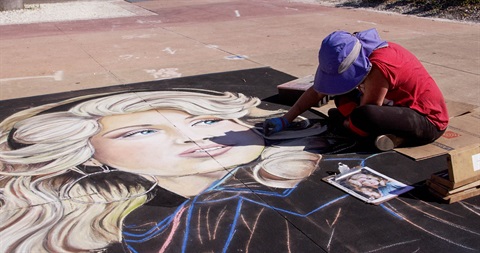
[{"xmin": 179, "ymin": 144, "xmax": 233, "ymax": 158}]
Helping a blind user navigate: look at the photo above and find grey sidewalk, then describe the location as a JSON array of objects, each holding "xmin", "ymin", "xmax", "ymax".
[{"xmin": 0, "ymin": 0, "xmax": 479, "ymax": 106}]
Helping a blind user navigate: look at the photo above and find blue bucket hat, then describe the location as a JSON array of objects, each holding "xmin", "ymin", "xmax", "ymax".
[{"xmin": 313, "ymin": 28, "xmax": 388, "ymax": 95}]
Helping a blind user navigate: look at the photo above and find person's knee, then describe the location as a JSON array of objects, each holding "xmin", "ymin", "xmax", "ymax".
[
  {"xmin": 348, "ymin": 105, "xmax": 379, "ymax": 136},
  {"xmin": 335, "ymin": 98, "xmax": 357, "ymax": 117},
  {"xmin": 334, "ymin": 90, "xmax": 362, "ymax": 117}
]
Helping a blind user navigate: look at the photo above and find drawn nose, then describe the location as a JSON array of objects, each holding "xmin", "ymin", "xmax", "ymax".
[
  {"xmin": 188, "ymin": 137, "xmax": 213, "ymax": 142},
  {"xmin": 176, "ymin": 135, "xmax": 212, "ymax": 144},
  {"xmin": 172, "ymin": 123, "xmax": 216, "ymax": 144}
]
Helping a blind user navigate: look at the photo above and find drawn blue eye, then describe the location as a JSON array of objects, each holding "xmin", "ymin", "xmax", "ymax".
[
  {"xmin": 192, "ymin": 119, "xmax": 223, "ymax": 126},
  {"xmin": 123, "ymin": 129, "xmax": 158, "ymax": 138}
]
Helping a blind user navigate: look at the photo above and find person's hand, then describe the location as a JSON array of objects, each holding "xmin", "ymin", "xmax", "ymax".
[{"xmin": 263, "ymin": 117, "xmax": 290, "ymax": 136}]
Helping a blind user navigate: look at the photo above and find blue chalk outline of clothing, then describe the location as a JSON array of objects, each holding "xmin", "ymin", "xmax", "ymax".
[{"xmin": 123, "ymin": 153, "xmax": 402, "ymax": 253}]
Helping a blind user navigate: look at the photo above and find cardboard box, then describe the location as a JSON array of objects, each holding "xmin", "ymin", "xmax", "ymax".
[
  {"xmin": 429, "ymin": 170, "xmax": 452, "ymax": 188},
  {"xmin": 277, "ymin": 74, "xmax": 315, "ymax": 105},
  {"xmin": 427, "ymin": 149, "xmax": 480, "ymax": 203},
  {"xmin": 427, "ymin": 177, "xmax": 480, "ymax": 196},
  {"xmin": 277, "ymin": 75, "xmax": 330, "ymax": 106},
  {"xmin": 447, "ymin": 144, "xmax": 480, "ymax": 186},
  {"xmin": 423, "ymin": 143, "xmax": 480, "ymax": 189},
  {"xmin": 428, "ymin": 183, "xmax": 480, "ymax": 204}
]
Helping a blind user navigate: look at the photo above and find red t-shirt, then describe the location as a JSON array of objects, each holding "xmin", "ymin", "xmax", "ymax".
[{"xmin": 369, "ymin": 42, "xmax": 449, "ymax": 130}]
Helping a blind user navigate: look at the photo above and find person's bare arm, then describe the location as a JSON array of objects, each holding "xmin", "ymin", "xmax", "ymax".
[
  {"xmin": 360, "ymin": 66, "xmax": 389, "ymax": 106},
  {"xmin": 284, "ymin": 86, "xmax": 326, "ymax": 122}
]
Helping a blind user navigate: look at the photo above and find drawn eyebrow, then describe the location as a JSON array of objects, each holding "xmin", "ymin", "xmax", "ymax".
[
  {"xmin": 185, "ymin": 115, "xmax": 218, "ymax": 121},
  {"xmin": 102, "ymin": 124, "xmax": 155, "ymax": 137}
]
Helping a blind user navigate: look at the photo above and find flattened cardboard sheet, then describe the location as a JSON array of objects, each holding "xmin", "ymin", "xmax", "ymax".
[
  {"xmin": 445, "ymin": 99, "xmax": 479, "ymax": 118},
  {"xmin": 395, "ymin": 110, "xmax": 480, "ymax": 160}
]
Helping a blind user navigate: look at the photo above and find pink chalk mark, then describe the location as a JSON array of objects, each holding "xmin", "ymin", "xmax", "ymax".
[{"xmin": 159, "ymin": 206, "xmax": 187, "ymax": 253}]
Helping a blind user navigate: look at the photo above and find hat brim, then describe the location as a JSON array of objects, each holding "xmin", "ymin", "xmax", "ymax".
[{"xmin": 313, "ymin": 54, "xmax": 371, "ymax": 96}]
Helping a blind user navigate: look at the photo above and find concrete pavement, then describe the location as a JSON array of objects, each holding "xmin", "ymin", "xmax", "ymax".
[{"xmin": 0, "ymin": 0, "xmax": 479, "ymax": 107}]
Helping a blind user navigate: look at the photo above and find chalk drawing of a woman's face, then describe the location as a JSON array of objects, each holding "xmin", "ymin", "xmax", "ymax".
[{"xmin": 90, "ymin": 109, "xmax": 264, "ymax": 178}]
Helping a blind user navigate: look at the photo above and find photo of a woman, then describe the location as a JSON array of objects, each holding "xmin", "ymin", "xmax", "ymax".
[
  {"xmin": 347, "ymin": 170, "xmax": 405, "ymax": 198},
  {"xmin": 0, "ymin": 89, "xmax": 325, "ymax": 252}
]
